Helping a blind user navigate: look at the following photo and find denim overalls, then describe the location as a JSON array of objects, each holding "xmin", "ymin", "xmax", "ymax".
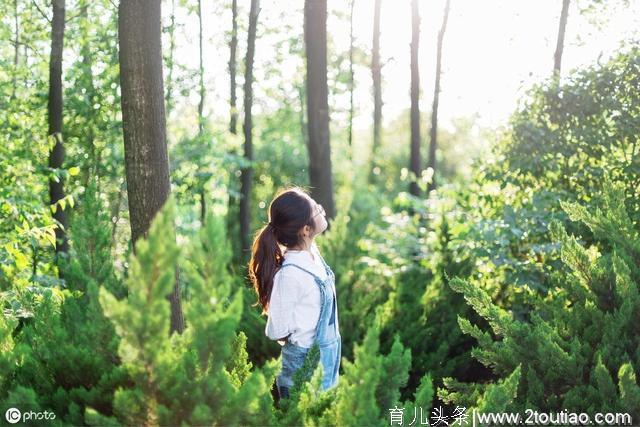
[{"xmin": 275, "ymin": 252, "xmax": 341, "ymax": 399}]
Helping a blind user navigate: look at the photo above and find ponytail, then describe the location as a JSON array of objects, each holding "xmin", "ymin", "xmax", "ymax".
[
  {"xmin": 247, "ymin": 186, "xmax": 316, "ymax": 315},
  {"xmin": 249, "ymin": 224, "xmax": 284, "ymax": 315}
]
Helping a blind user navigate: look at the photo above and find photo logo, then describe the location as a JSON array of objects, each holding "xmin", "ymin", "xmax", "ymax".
[{"xmin": 5, "ymin": 408, "xmax": 21, "ymax": 424}]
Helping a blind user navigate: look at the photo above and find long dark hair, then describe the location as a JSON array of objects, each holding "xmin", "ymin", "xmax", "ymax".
[{"xmin": 248, "ymin": 186, "xmax": 317, "ymax": 315}]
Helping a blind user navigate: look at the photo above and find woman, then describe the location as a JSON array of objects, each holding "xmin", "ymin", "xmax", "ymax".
[{"xmin": 248, "ymin": 186, "xmax": 341, "ymax": 401}]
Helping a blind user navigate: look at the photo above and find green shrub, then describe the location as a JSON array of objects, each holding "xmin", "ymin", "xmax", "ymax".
[{"xmin": 444, "ymin": 180, "xmax": 640, "ymax": 420}]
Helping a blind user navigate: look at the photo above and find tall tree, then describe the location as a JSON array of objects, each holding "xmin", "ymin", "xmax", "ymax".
[
  {"xmin": 298, "ymin": 83, "xmax": 308, "ymax": 148},
  {"xmin": 426, "ymin": 0, "xmax": 451, "ymax": 195},
  {"xmin": 227, "ymin": 0, "xmax": 240, "ymax": 262},
  {"xmin": 229, "ymin": 0, "xmax": 239, "ymax": 135},
  {"xmin": 11, "ymin": 0, "xmax": 19, "ymax": 99},
  {"xmin": 304, "ymin": 0, "xmax": 336, "ymax": 219},
  {"xmin": 554, "ymin": 0, "xmax": 571, "ymax": 77},
  {"xmin": 369, "ymin": 0, "xmax": 382, "ymax": 181},
  {"xmin": 118, "ymin": 0, "xmax": 184, "ymax": 334},
  {"xmin": 197, "ymin": 0, "xmax": 207, "ymax": 224},
  {"xmin": 348, "ymin": 0, "xmax": 356, "ymax": 155},
  {"xmin": 78, "ymin": 0, "xmax": 98, "ymax": 185},
  {"xmin": 48, "ymin": 0, "xmax": 69, "ymax": 258},
  {"xmin": 166, "ymin": 0, "xmax": 177, "ymax": 114},
  {"xmin": 197, "ymin": 0, "xmax": 205, "ymax": 136},
  {"xmin": 239, "ymin": 0, "xmax": 260, "ymax": 255},
  {"xmin": 408, "ymin": 0, "xmax": 421, "ymax": 197}
]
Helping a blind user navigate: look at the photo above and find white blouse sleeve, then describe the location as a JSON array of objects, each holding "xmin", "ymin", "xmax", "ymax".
[{"xmin": 265, "ymin": 270, "xmax": 304, "ymax": 341}]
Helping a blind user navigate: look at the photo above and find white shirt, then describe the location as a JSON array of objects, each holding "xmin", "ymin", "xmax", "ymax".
[{"xmin": 265, "ymin": 242, "xmax": 337, "ymax": 348}]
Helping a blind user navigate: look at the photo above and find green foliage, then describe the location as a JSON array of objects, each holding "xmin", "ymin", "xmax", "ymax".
[
  {"xmin": 63, "ymin": 180, "xmax": 126, "ymax": 299},
  {"xmin": 0, "ymin": 183, "xmax": 127, "ymax": 425},
  {"xmin": 332, "ymin": 321, "xmax": 387, "ymax": 425},
  {"xmin": 275, "ymin": 316, "xmax": 431, "ymax": 427},
  {"xmin": 0, "ymin": 304, "xmax": 18, "ymax": 393},
  {"xmin": 445, "ymin": 181, "xmax": 640, "ymax": 420},
  {"xmin": 458, "ymin": 46, "xmax": 640, "ymax": 301},
  {"xmin": 97, "ymin": 200, "xmax": 279, "ymax": 425},
  {"xmin": 361, "ymin": 191, "xmax": 481, "ymax": 404}
]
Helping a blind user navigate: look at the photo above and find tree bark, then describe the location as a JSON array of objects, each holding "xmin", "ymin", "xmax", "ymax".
[
  {"xmin": 298, "ymin": 84, "xmax": 308, "ymax": 148},
  {"xmin": 200, "ymin": 187, "xmax": 206, "ymax": 225},
  {"xmin": 426, "ymin": 0, "xmax": 451, "ymax": 195},
  {"xmin": 197, "ymin": 0, "xmax": 205, "ymax": 136},
  {"xmin": 369, "ymin": 0, "xmax": 382, "ymax": 181},
  {"xmin": 408, "ymin": 0, "xmax": 421, "ymax": 197},
  {"xmin": 118, "ymin": 0, "xmax": 184, "ymax": 334},
  {"xmin": 554, "ymin": 0, "xmax": 570, "ymax": 77},
  {"xmin": 226, "ymin": 0, "xmax": 239, "ymax": 259},
  {"xmin": 197, "ymin": 0, "xmax": 207, "ymax": 224},
  {"xmin": 166, "ymin": 0, "xmax": 177, "ymax": 114},
  {"xmin": 240, "ymin": 0, "xmax": 260, "ymax": 256},
  {"xmin": 12, "ymin": 0, "xmax": 19, "ymax": 99},
  {"xmin": 304, "ymin": 0, "xmax": 336, "ymax": 219},
  {"xmin": 348, "ymin": 0, "xmax": 355, "ymax": 155},
  {"xmin": 48, "ymin": 0, "xmax": 69, "ymax": 257},
  {"xmin": 79, "ymin": 0, "xmax": 97, "ymax": 185},
  {"xmin": 229, "ymin": 0, "xmax": 239, "ymax": 135}
]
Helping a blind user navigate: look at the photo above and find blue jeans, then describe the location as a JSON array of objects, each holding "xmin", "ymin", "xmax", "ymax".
[
  {"xmin": 276, "ymin": 336, "xmax": 341, "ymax": 394},
  {"xmin": 278, "ymin": 385, "xmax": 290, "ymax": 400}
]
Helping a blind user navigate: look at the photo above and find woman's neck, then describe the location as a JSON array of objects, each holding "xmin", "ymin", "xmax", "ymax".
[{"xmin": 286, "ymin": 241, "xmax": 316, "ymax": 260}]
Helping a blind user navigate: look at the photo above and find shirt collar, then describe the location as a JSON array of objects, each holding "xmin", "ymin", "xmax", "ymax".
[
  {"xmin": 283, "ymin": 243, "xmax": 321, "ymax": 265},
  {"xmin": 284, "ymin": 249, "xmax": 315, "ymax": 262}
]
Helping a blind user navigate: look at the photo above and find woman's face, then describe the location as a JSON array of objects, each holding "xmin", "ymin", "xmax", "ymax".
[{"xmin": 307, "ymin": 196, "xmax": 328, "ymax": 238}]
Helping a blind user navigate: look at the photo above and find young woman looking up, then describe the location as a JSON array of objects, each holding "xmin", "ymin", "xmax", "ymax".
[{"xmin": 248, "ymin": 186, "xmax": 341, "ymax": 401}]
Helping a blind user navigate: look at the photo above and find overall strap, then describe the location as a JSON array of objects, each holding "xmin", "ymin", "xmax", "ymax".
[
  {"xmin": 315, "ymin": 253, "xmax": 336, "ymax": 328},
  {"xmin": 314, "ymin": 249, "xmax": 333, "ymax": 278},
  {"xmin": 280, "ymin": 263, "xmax": 325, "ymax": 285},
  {"xmin": 280, "ymin": 262, "xmax": 334, "ymax": 343}
]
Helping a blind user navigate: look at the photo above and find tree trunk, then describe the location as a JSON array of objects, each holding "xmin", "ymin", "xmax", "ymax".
[
  {"xmin": 554, "ymin": 0, "xmax": 570, "ymax": 77},
  {"xmin": 408, "ymin": 0, "xmax": 421, "ymax": 197},
  {"xmin": 118, "ymin": 0, "xmax": 184, "ymax": 334},
  {"xmin": 229, "ymin": 0, "xmax": 238, "ymax": 135},
  {"xmin": 197, "ymin": 0, "xmax": 205, "ymax": 136},
  {"xmin": 200, "ymin": 187, "xmax": 206, "ymax": 225},
  {"xmin": 79, "ymin": 0, "xmax": 97, "ymax": 186},
  {"xmin": 304, "ymin": 0, "xmax": 336, "ymax": 220},
  {"xmin": 197, "ymin": 0, "xmax": 207, "ymax": 224},
  {"xmin": 298, "ymin": 84, "xmax": 308, "ymax": 148},
  {"xmin": 226, "ymin": 0, "xmax": 239, "ymax": 256},
  {"xmin": 369, "ymin": 0, "xmax": 382, "ymax": 182},
  {"xmin": 48, "ymin": 0, "xmax": 69, "ymax": 257},
  {"xmin": 166, "ymin": 0, "xmax": 177, "ymax": 114},
  {"xmin": 22, "ymin": 42, "xmax": 27, "ymax": 90},
  {"xmin": 426, "ymin": 0, "xmax": 451, "ymax": 195},
  {"xmin": 348, "ymin": 0, "xmax": 355, "ymax": 157},
  {"xmin": 240, "ymin": 0, "xmax": 260, "ymax": 256},
  {"xmin": 12, "ymin": 0, "xmax": 19, "ymax": 99}
]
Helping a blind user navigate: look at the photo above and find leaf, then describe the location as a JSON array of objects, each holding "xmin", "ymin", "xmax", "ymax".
[{"xmin": 43, "ymin": 228, "xmax": 56, "ymax": 247}]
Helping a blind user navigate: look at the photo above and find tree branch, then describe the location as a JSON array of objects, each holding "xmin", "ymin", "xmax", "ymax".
[
  {"xmin": 65, "ymin": 11, "xmax": 83, "ymax": 23},
  {"xmin": 31, "ymin": 0, "xmax": 51, "ymax": 24}
]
